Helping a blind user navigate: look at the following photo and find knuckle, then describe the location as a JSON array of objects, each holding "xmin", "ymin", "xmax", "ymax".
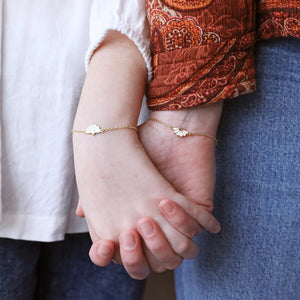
[
  {"xmin": 188, "ymin": 226, "xmax": 201, "ymax": 239},
  {"xmin": 166, "ymin": 258, "xmax": 183, "ymax": 270},
  {"xmin": 198, "ymin": 199, "xmax": 214, "ymax": 213},
  {"xmin": 150, "ymin": 243, "xmax": 165, "ymax": 254},
  {"xmin": 174, "ymin": 238, "xmax": 191, "ymax": 256},
  {"xmin": 189, "ymin": 205, "xmax": 200, "ymax": 219},
  {"xmin": 175, "ymin": 212, "xmax": 189, "ymax": 226},
  {"xmin": 124, "ymin": 257, "xmax": 144, "ymax": 269},
  {"xmin": 197, "ymin": 207, "xmax": 211, "ymax": 221},
  {"xmin": 205, "ymin": 204, "xmax": 214, "ymax": 213}
]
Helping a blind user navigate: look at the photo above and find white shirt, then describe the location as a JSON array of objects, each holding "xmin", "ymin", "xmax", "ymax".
[{"xmin": 0, "ymin": 0, "xmax": 151, "ymax": 241}]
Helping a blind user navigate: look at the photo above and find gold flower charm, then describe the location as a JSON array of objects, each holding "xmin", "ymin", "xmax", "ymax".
[
  {"xmin": 172, "ymin": 127, "xmax": 189, "ymax": 137},
  {"xmin": 85, "ymin": 124, "xmax": 103, "ymax": 135}
]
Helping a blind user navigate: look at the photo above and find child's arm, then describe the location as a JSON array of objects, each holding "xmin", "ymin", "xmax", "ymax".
[{"xmin": 73, "ymin": 31, "xmax": 220, "ymax": 279}]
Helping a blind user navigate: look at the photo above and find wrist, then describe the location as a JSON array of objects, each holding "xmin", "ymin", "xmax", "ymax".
[
  {"xmin": 73, "ymin": 126, "xmax": 140, "ymax": 161},
  {"xmin": 149, "ymin": 102, "xmax": 223, "ymax": 135},
  {"xmin": 73, "ymin": 101, "xmax": 140, "ymax": 131}
]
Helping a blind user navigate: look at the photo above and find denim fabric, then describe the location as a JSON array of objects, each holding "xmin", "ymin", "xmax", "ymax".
[
  {"xmin": 0, "ymin": 233, "xmax": 144, "ymax": 300},
  {"xmin": 175, "ymin": 39, "xmax": 300, "ymax": 300}
]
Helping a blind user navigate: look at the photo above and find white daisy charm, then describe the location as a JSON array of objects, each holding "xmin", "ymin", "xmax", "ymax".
[
  {"xmin": 172, "ymin": 127, "xmax": 189, "ymax": 137},
  {"xmin": 85, "ymin": 124, "xmax": 103, "ymax": 135}
]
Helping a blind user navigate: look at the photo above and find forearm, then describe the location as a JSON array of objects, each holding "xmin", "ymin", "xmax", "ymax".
[{"xmin": 74, "ymin": 30, "xmax": 147, "ymax": 128}]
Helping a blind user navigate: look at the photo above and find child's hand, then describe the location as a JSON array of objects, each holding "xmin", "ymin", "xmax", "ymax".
[{"xmin": 77, "ymin": 198, "xmax": 207, "ymax": 278}]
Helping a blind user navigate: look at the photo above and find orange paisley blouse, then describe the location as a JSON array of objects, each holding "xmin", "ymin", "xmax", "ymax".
[{"xmin": 146, "ymin": 0, "xmax": 300, "ymax": 110}]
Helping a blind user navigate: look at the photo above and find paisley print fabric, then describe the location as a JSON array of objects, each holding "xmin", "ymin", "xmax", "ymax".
[
  {"xmin": 259, "ymin": 0, "xmax": 300, "ymax": 39},
  {"xmin": 146, "ymin": 0, "xmax": 256, "ymax": 110},
  {"xmin": 146, "ymin": 0, "xmax": 300, "ymax": 110},
  {"xmin": 161, "ymin": 0, "xmax": 214, "ymax": 10}
]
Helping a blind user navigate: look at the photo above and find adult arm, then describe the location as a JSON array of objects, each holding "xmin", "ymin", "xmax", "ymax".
[{"xmin": 136, "ymin": 0, "xmax": 257, "ymax": 256}]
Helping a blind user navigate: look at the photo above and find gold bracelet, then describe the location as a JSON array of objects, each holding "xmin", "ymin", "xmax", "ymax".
[
  {"xmin": 72, "ymin": 124, "xmax": 137, "ymax": 135},
  {"xmin": 148, "ymin": 118, "xmax": 217, "ymax": 145}
]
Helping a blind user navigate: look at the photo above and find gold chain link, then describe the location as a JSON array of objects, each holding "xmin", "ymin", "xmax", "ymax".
[
  {"xmin": 72, "ymin": 124, "xmax": 137, "ymax": 135},
  {"xmin": 148, "ymin": 118, "xmax": 217, "ymax": 145}
]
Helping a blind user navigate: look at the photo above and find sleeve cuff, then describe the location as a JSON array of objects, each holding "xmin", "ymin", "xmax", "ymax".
[
  {"xmin": 85, "ymin": 0, "xmax": 152, "ymax": 81},
  {"xmin": 147, "ymin": 33, "xmax": 256, "ymax": 110}
]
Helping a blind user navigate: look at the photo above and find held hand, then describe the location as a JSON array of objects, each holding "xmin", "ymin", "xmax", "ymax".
[
  {"xmin": 81, "ymin": 103, "xmax": 222, "ymax": 279},
  {"xmin": 139, "ymin": 102, "xmax": 223, "ymax": 238},
  {"xmin": 77, "ymin": 200, "xmax": 203, "ymax": 278},
  {"xmin": 73, "ymin": 130, "xmax": 205, "ymax": 279}
]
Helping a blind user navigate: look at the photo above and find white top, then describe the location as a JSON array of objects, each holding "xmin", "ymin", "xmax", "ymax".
[{"xmin": 0, "ymin": 0, "xmax": 151, "ymax": 242}]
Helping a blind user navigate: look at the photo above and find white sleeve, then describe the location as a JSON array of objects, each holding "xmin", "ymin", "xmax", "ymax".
[{"xmin": 85, "ymin": 0, "xmax": 152, "ymax": 81}]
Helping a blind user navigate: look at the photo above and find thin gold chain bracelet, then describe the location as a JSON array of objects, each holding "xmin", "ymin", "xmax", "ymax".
[
  {"xmin": 72, "ymin": 124, "xmax": 137, "ymax": 135},
  {"xmin": 148, "ymin": 118, "xmax": 217, "ymax": 145}
]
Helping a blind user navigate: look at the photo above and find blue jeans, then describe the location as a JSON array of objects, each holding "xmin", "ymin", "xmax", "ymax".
[
  {"xmin": 175, "ymin": 39, "xmax": 300, "ymax": 299},
  {"xmin": 0, "ymin": 233, "xmax": 144, "ymax": 300}
]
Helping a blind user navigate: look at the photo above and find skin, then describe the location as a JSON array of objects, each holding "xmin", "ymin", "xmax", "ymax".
[
  {"xmin": 84, "ymin": 102, "xmax": 223, "ymax": 279},
  {"xmin": 73, "ymin": 31, "xmax": 222, "ymax": 279}
]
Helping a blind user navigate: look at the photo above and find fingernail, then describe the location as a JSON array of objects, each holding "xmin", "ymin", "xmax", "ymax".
[
  {"xmin": 121, "ymin": 233, "xmax": 136, "ymax": 250},
  {"xmin": 214, "ymin": 222, "xmax": 221, "ymax": 233},
  {"xmin": 139, "ymin": 221, "xmax": 155, "ymax": 237},
  {"xmin": 160, "ymin": 201, "xmax": 175, "ymax": 215},
  {"xmin": 97, "ymin": 243, "xmax": 111, "ymax": 257}
]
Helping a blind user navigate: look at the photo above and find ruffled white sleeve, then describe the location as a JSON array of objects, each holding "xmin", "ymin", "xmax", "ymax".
[{"xmin": 85, "ymin": 0, "xmax": 152, "ymax": 81}]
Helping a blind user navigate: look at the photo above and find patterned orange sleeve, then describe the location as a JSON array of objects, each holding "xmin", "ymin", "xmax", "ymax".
[
  {"xmin": 258, "ymin": 0, "xmax": 300, "ymax": 39},
  {"xmin": 146, "ymin": 0, "xmax": 257, "ymax": 110}
]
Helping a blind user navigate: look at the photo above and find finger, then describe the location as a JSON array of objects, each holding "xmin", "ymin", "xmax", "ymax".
[
  {"xmin": 75, "ymin": 199, "xmax": 85, "ymax": 218},
  {"xmin": 174, "ymin": 196, "xmax": 221, "ymax": 234},
  {"xmin": 89, "ymin": 239, "xmax": 115, "ymax": 267},
  {"xmin": 192, "ymin": 206, "xmax": 221, "ymax": 234},
  {"xmin": 159, "ymin": 199, "xmax": 203, "ymax": 238},
  {"xmin": 119, "ymin": 230, "xmax": 151, "ymax": 280},
  {"xmin": 137, "ymin": 217, "xmax": 183, "ymax": 269},
  {"xmin": 86, "ymin": 220, "xmax": 115, "ymax": 267},
  {"xmin": 162, "ymin": 221, "xmax": 200, "ymax": 260},
  {"xmin": 112, "ymin": 248, "xmax": 122, "ymax": 265},
  {"xmin": 142, "ymin": 242, "xmax": 167, "ymax": 273},
  {"xmin": 86, "ymin": 219, "xmax": 123, "ymax": 265}
]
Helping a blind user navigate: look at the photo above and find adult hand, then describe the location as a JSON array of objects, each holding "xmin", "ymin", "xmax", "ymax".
[{"xmin": 139, "ymin": 102, "xmax": 223, "ymax": 239}]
